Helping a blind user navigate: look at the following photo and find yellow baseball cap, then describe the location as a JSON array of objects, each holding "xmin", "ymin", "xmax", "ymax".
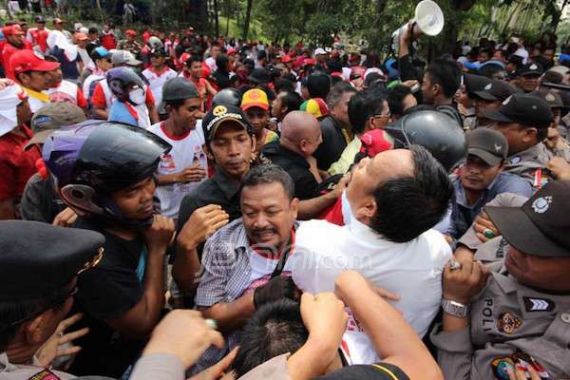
[{"xmin": 241, "ymin": 88, "xmax": 269, "ymax": 112}]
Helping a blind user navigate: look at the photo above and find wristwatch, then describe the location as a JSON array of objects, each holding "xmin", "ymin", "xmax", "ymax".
[{"xmin": 441, "ymin": 299, "xmax": 470, "ymax": 318}]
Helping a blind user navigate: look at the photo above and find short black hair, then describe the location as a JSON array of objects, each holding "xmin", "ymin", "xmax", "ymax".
[
  {"xmin": 279, "ymin": 90, "xmax": 303, "ymax": 113},
  {"xmin": 307, "ymin": 71, "xmax": 331, "ymax": 99},
  {"xmin": 88, "ymin": 26, "xmax": 98, "ymax": 34},
  {"xmin": 369, "ymin": 145, "xmax": 453, "ymax": 243},
  {"xmin": 425, "ymin": 58, "xmax": 461, "ymax": 98},
  {"xmin": 0, "ymin": 287, "xmax": 70, "ymax": 350},
  {"xmin": 186, "ymin": 54, "xmax": 202, "ymax": 66},
  {"xmin": 241, "ymin": 164, "xmax": 295, "ymax": 201},
  {"xmin": 478, "ymin": 63, "xmax": 506, "ymax": 79},
  {"xmin": 348, "ymin": 90, "xmax": 387, "ymax": 135},
  {"xmin": 274, "ymin": 78, "xmax": 295, "ymax": 93},
  {"xmin": 232, "ymin": 299, "xmax": 308, "ymax": 377},
  {"xmin": 388, "ymin": 85, "xmax": 413, "ymax": 117},
  {"xmin": 326, "ymin": 81, "xmax": 357, "ymax": 109}
]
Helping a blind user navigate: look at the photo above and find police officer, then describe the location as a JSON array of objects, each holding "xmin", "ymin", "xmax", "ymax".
[
  {"xmin": 0, "ymin": 220, "xmax": 104, "ymax": 379},
  {"xmin": 432, "ymin": 180, "xmax": 570, "ymax": 379},
  {"xmin": 481, "ymin": 93, "xmax": 554, "ymax": 189}
]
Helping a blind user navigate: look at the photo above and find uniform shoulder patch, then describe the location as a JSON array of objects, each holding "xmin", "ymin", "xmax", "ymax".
[{"xmin": 523, "ymin": 297, "xmax": 555, "ymax": 312}]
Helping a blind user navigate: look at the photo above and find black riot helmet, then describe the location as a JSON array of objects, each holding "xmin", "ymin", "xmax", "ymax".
[
  {"xmin": 384, "ymin": 110, "xmax": 467, "ymax": 172},
  {"xmin": 42, "ymin": 121, "xmax": 171, "ymax": 226},
  {"xmin": 212, "ymin": 88, "xmax": 241, "ymax": 108}
]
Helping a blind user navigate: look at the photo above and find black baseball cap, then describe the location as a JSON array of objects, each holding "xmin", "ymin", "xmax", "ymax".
[
  {"xmin": 517, "ymin": 62, "xmax": 544, "ymax": 77},
  {"xmin": 466, "ymin": 128, "xmax": 508, "ymax": 166},
  {"xmin": 316, "ymin": 363, "xmax": 409, "ymax": 380},
  {"xmin": 481, "ymin": 93, "xmax": 553, "ymax": 128},
  {"xmin": 463, "ymin": 74, "xmax": 491, "ymax": 97},
  {"xmin": 202, "ymin": 104, "xmax": 253, "ymax": 144},
  {"xmin": 530, "ymin": 89, "xmax": 564, "ymax": 109},
  {"xmin": 0, "ymin": 220, "xmax": 104, "ymax": 301},
  {"xmin": 473, "ymin": 79, "xmax": 520, "ymax": 102},
  {"xmin": 486, "ymin": 180, "xmax": 570, "ymax": 257}
]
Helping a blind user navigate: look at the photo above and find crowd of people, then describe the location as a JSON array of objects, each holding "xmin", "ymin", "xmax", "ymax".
[{"xmin": 0, "ymin": 13, "xmax": 570, "ymax": 380}]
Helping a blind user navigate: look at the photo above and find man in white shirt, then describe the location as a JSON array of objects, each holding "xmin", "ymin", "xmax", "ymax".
[
  {"xmin": 147, "ymin": 78, "xmax": 207, "ymax": 219},
  {"xmin": 290, "ymin": 145, "xmax": 454, "ymax": 365},
  {"xmin": 142, "ymin": 48, "xmax": 177, "ymax": 118}
]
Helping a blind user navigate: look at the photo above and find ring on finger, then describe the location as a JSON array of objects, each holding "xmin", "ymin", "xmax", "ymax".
[
  {"xmin": 449, "ymin": 260, "xmax": 462, "ymax": 271},
  {"xmin": 483, "ymin": 228, "xmax": 495, "ymax": 239}
]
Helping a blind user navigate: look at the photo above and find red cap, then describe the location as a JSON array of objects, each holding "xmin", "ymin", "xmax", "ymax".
[
  {"xmin": 227, "ymin": 47, "xmax": 237, "ymax": 56},
  {"xmin": 3, "ymin": 24, "xmax": 24, "ymax": 37},
  {"xmin": 281, "ymin": 55, "xmax": 292, "ymax": 63},
  {"xmin": 11, "ymin": 50, "xmax": 60, "ymax": 77},
  {"xmin": 74, "ymin": 32, "xmax": 88, "ymax": 41},
  {"xmin": 359, "ymin": 129, "xmax": 394, "ymax": 158},
  {"xmin": 303, "ymin": 58, "xmax": 316, "ymax": 66},
  {"xmin": 126, "ymin": 29, "xmax": 137, "ymax": 36},
  {"xmin": 179, "ymin": 52, "xmax": 191, "ymax": 65}
]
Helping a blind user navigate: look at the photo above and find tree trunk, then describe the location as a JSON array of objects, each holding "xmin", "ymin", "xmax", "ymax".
[
  {"xmin": 551, "ymin": 0, "xmax": 568, "ymax": 31},
  {"xmin": 213, "ymin": 0, "xmax": 219, "ymax": 36},
  {"xmin": 243, "ymin": 0, "xmax": 253, "ymax": 39},
  {"xmin": 225, "ymin": 0, "xmax": 230, "ymax": 36}
]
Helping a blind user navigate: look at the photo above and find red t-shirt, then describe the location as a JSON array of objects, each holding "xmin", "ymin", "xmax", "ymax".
[
  {"xmin": 0, "ymin": 126, "xmax": 41, "ymax": 202},
  {"xmin": 2, "ymin": 42, "xmax": 32, "ymax": 80},
  {"xmin": 92, "ymin": 82, "xmax": 155, "ymax": 110},
  {"xmin": 100, "ymin": 33, "xmax": 117, "ymax": 50},
  {"xmin": 28, "ymin": 28, "xmax": 49, "ymax": 52}
]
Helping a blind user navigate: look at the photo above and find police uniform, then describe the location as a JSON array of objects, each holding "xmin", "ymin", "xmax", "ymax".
[
  {"xmin": 481, "ymin": 93, "xmax": 554, "ymax": 190},
  {"xmin": 431, "ymin": 268, "xmax": 570, "ymax": 379},
  {"xmin": 433, "ymin": 181, "xmax": 570, "ymax": 380},
  {"xmin": 0, "ymin": 220, "xmax": 104, "ymax": 380}
]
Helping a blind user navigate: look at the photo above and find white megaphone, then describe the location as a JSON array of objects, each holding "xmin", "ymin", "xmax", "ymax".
[{"xmin": 391, "ymin": 0, "xmax": 445, "ymax": 54}]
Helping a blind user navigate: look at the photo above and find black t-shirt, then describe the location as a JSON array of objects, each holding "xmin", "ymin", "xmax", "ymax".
[
  {"xmin": 20, "ymin": 173, "xmax": 66, "ymax": 223},
  {"xmin": 314, "ymin": 115, "xmax": 349, "ymax": 171},
  {"xmin": 70, "ymin": 218, "xmax": 147, "ymax": 378},
  {"xmin": 316, "ymin": 363, "xmax": 410, "ymax": 380},
  {"xmin": 262, "ymin": 141, "xmax": 320, "ymax": 200}
]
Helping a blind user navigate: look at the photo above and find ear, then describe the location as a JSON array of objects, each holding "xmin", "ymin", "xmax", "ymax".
[
  {"xmin": 432, "ymin": 83, "xmax": 441, "ymax": 96},
  {"xmin": 354, "ymin": 196, "xmax": 377, "ymax": 225},
  {"xmin": 203, "ymin": 144, "xmax": 214, "ymax": 161},
  {"xmin": 290, "ymin": 197, "xmax": 299, "ymax": 219},
  {"xmin": 523, "ymin": 127, "xmax": 538, "ymax": 143},
  {"xmin": 23, "ymin": 311, "xmax": 49, "ymax": 345}
]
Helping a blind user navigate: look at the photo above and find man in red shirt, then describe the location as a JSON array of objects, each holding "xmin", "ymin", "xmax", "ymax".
[
  {"xmin": 26, "ymin": 16, "xmax": 49, "ymax": 54},
  {"xmin": 0, "ymin": 82, "xmax": 39, "ymax": 219},
  {"xmin": 180, "ymin": 55, "xmax": 217, "ymax": 112},
  {"xmin": 2, "ymin": 24, "xmax": 32, "ymax": 80},
  {"xmin": 99, "ymin": 23, "xmax": 117, "ymax": 50}
]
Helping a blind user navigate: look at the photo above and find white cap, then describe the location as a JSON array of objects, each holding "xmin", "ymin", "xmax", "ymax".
[
  {"xmin": 0, "ymin": 83, "xmax": 27, "ymax": 137},
  {"xmin": 314, "ymin": 48, "xmax": 327, "ymax": 56}
]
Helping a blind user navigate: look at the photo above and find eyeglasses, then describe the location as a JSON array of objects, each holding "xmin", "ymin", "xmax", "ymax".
[{"xmin": 372, "ymin": 112, "xmax": 391, "ymax": 120}]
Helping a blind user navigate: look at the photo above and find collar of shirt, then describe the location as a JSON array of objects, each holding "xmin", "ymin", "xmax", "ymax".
[
  {"xmin": 212, "ymin": 166, "xmax": 242, "ymax": 200},
  {"xmin": 453, "ymin": 174, "xmax": 497, "ymax": 209},
  {"xmin": 147, "ymin": 66, "xmax": 171, "ymax": 77},
  {"xmin": 23, "ymin": 87, "xmax": 49, "ymax": 103}
]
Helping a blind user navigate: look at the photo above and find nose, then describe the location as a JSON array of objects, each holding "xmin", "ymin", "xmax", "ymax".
[{"xmin": 142, "ymin": 180, "xmax": 156, "ymax": 202}]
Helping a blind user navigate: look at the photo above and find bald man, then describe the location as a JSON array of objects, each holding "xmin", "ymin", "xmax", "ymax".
[
  {"xmin": 263, "ymin": 111, "xmax": 343, "ymax": 219},
  {"xmin": 289, "ymin": 145, "xmax": 453, "ymax": 364}
]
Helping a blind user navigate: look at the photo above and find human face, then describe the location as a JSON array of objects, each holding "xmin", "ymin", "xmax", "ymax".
[
  {"xmin": 241, "ymin": 182, "xmax": 298, "ymax": 251},
  {"xmin": 505, "ymin": 246, "xmax": 570, "ymax": 292},
  {"xmin": 8, "ymin": 33, "xmax": 25, "ymax": 47},
  {"xmin": 421, "ymin": 73, "xmax": 436, "ymax": 105},
  {"xmin": 97, "ymin": 57, "xmax": 112, "ymax": 72},
  {"xmin": 460, "ymin": 155, "xmax": 502, "ymax": 191},
  {"xmin": 300, "ymin": 127, "xmax": 322, "ymax": 157},
  {"xmin": 330, "ymin": 91, "xmax": 355, "ymax": 127},
  {"xmin": 151, "ymin": 55, "xmax": 165, "ymax": 68},
  {"xmin": 491, "ymin": 122, "xmax": 535, "ymax": 155},
  {"xmin": 519, "ymin": 75, "xmax": 540, "ymax": 93},
  {"xmin": 543, "ymin": 49, "xmax": 555, "ymax": 62},
  {"xmin": 54, "ymin": 22, "xmax": 63, "ymax": 30},
  {"xmin": 272, "ymin": 92, "xmax": 286, "ymax": 120},
  {"xmin": 208, "ymin": 122, "xmax": 254, "ymax": 180},
  {"xmin": 171, "ymin": 98, "xmax": 201, "ymax": 131},
  {"xmin": 246, "ymin": 107, "xmax": 270, "ymax": 134},
  {"xmin": 111, "ymin": 177, "xmax": 156, "ymax": 221},
  {"xmin": 20, "ymin": 71, "xmax": 50, "ymax": 91},
  {"xmin": 211, "ymin": 45, "xmax": 221, "ymax": 58},
  {"xmin": 369, "ymin": 101, "xmax": 391, "ymax": 130},
  {"xmin": 475, "ymin": 99, "xmax": 501, "ymax": 119},
  {"xmin": 346, "ymin": 149, "xmax": 413, "ymax": 224},
  {"xmin": 189, "ymin": 61, "xmax": 203, "ymax": 79},
  {"xmin": 46, "ymin": 67, "xmax": 63, "ymax": 88}
]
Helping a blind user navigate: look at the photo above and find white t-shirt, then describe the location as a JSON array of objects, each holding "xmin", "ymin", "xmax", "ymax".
[
  {"xmin": 245, "ymin": 251, "xmax": 295, "ymax": 294},
  {"xmin": 147, "ymin": 120, "xmax": 207, "ymax": 219},
  {"xmin": 289, "ymin": 219, "xmax": 451, "ymax": 365},
  {"xmin": 205, "ymin": 56, "xmax": 217, "ymax": 72},
  {"xmin": 142, "ymin": 67, "xmax": 177, "ymax": 110}
]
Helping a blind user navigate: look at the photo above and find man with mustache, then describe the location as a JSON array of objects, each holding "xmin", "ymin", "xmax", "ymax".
[
  {"xmin": 193, "ymin": 164, "xmax": 301, "ymax": 372},
  {"xmin": 447, "ymin": 128, "xmax": 532, "ymax": 240}
]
